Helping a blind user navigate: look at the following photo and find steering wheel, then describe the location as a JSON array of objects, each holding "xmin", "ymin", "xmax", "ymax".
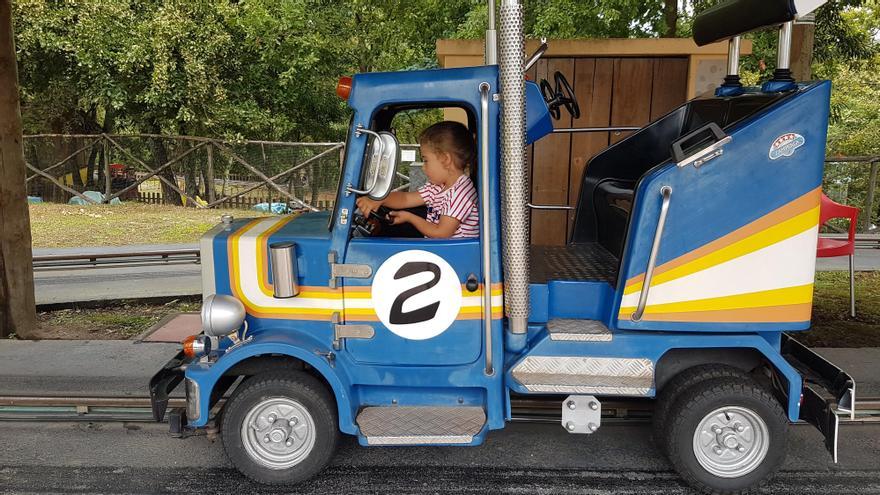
[
  {"xmin": 353, "ymin": 205, "xmax": 393, "ymax": 236},
  {"xmin": 540, "ymin": 71, "xmax": 581, "ymax": 120}
]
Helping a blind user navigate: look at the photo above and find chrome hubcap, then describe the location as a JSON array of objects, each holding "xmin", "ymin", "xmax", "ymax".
[
  {"xmin": 241, "ymin": 397, "xmax": 316, "ymax": 470},
  {"xmin": 693, "ymin": 406, "xmax": 769, "ymax": 478}
]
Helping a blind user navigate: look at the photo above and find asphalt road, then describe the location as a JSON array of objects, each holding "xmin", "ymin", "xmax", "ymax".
[{"xmin": 1, "ymin": 421, "xmax": 878, "ymax": 494}]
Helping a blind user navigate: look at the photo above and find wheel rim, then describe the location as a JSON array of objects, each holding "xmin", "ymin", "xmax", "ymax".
[
  {"xmin": 240, "ymin": 397, "xmax": 316, "ymax": 470},
  {"xmin": 692, "ymin": 405, "xmax": 770, "ymax": 478}
]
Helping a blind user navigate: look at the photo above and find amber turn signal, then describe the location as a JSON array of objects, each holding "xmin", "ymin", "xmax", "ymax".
[{"xmin": 336, "ymin": 76, "xmax": 353, "ymax": 100}]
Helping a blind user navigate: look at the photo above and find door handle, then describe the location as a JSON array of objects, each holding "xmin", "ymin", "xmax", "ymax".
[{"xmin": 466, "ymin": 274, "xmax": 479, "ymax": 292}]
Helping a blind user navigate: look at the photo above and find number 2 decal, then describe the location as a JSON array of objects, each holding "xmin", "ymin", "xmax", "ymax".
[{"xmin": 372, "ymin": 250, "xmax": 462, "ymax": 340}]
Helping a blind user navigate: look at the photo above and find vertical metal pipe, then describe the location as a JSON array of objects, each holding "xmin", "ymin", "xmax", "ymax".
[
  {"xmin": 486, "ymin": 0, "xmax": 497, "ymax": 64},
  {"xmin": 479, "ymin": 82, "xmax": 494, "ymax": 375},
  {"xmin": 849, "ymin": 254, "xmax": 856, "ymax": 318},
  {"xmin": 777, "ymin": 21, "xmax": 793, "ymax": 71},
  {"xmin": 499, "ymin": 0, "xmax": 529, "ymax": 334},
  {"xmin": 727, "ymin": 36, "xmax": 741, "ymax": 76},
  {"xmin": 103, "ymin": 138, "xmax": 111, "ymax": 201}
]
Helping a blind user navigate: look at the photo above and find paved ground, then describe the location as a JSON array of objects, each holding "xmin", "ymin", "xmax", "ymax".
[{"xmin": 0, "ymin": 421, "xmax": 877, "ymax": 494}]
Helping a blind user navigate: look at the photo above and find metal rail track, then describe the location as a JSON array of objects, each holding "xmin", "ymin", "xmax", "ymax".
[
  {"xmin": 1, "ymin": 395, "xmax": 877, "ymax": 424},
  {"xmin": 32, "ymin": 248, "xmax": 200, "ymax": 271}
]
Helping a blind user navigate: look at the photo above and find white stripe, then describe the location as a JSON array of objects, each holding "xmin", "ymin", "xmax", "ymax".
[{"xmin": 621, "ymin": 226, "xmax": 819, "ymax": 308}]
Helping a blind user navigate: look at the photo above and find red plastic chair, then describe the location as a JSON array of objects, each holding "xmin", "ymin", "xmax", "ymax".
[{"xmin": 816, "ymin": 193, "xmax": 860, "ymax": 317}]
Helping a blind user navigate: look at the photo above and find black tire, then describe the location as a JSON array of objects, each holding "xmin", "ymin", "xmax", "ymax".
[
  {"xmin": 665, "ymin": 377, "xmax": 788, "ymax": 495},
  {"xmin": 653, "ymin": 365, "xmax": 749, "ymax": 454},
  {"xmin": 221, "ymin": 371, "xmax": 339, "ymax": 485}
]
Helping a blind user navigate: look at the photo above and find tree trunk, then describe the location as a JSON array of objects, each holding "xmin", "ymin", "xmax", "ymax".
[
  {"xmin": 0, "ymin": 0, "xmax": 37, "ymax": 338},
  {"xmin": 662, "ymin": 0, "xmax": 678, "ymax": 38},
  {"xmin": 148, "ymin": 123, "xmax": 182, "ymax": 206}
]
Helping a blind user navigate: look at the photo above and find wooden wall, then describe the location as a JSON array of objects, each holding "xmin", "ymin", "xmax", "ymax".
[{"xmin": 526, "ymin": 56, "xmax": 689, "ymax": 245}]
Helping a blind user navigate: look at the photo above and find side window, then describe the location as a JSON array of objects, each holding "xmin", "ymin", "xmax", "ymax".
[{"xmin": 387, "ymin": 107, "xmax": 475, "ymax": 192}]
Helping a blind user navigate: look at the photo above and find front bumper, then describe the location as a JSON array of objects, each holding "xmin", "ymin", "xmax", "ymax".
[
  {"xmin": 148, "ymin": 350, "xmax": 189, "ymax": 422},
  {"xmin": 782, "ymin": 333, "xmax": 856, "ymax": 462}
]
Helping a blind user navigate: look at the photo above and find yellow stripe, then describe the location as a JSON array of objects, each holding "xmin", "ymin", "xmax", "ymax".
[
  {"xmin": 619, "ymin": 283, "xmax": 814, "ymax": 315},
  {"xmin": 624, "ymin": 207, "xmax": 819, "ymax": 295}
]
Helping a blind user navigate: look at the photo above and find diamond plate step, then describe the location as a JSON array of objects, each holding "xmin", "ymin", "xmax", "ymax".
[
  {"xmin": 356, "ymin": 406, "xmax": 486, "ymax": 445},
  {"xmin": 548, "ymin": 319, "xmax": 612, "ymax": 342},
  {"xmin": 511, "ymin": 356, "xmax": 654, "ymax": 396}
]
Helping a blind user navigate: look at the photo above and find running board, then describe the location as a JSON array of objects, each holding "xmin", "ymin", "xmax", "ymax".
[
  {"xmin": 356, "ymin": 406, "xmax": 486, "ymax": 445},
  {"xmin": 548, "ymin": 319, "xmax": 612, "ymax": 342},
  {"xmin": 511, "ymin": 356, "xmax": 654, "ymax": 396}
]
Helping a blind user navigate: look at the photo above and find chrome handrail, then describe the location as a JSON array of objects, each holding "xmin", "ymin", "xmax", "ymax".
[
  {"xmin": 479, "ymin": 82, "xmax": 494, "ymax": 376},
  {"xmin": 631, "ymin": 185, "xmax": 672, "ymax": 322}
]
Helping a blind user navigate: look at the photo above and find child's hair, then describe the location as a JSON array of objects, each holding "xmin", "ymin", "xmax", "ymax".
[{"xmin": 419, "ymin": 121, "xmax": 475, "ymax": 172}]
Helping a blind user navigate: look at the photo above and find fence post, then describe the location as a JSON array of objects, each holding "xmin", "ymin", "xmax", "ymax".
[
  {"xmin": 865, "ymin": 160, "xmax": 879, "ymax": 233},
  {"xmin": 206, "ymin": 143, "xmax": 215, "ymax": 203},
  {"xmin": 103, "ymin": 137, "xmax": 111, "ymax": 201}
]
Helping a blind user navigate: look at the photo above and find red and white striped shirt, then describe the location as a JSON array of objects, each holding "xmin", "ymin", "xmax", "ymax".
[{"xmin": 418, "ymin": 174, "xmax": 480, "ymax": 238}]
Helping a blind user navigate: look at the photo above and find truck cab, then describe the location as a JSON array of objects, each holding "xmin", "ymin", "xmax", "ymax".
[{"xmin": 150, "ymin": 1, "xmax": 856, "ymax": 493}]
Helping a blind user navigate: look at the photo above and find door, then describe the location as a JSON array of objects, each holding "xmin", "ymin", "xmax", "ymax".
[{"xmin": 342, "ymin": 237, "xmax": 483, "ymax": 366}]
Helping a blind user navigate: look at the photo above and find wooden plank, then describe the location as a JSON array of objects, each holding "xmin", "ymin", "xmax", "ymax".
[
  {"xmin": 610, "ymin": 58, "xmax": 655, "ymax": 144},
  {"xmin": 567, "ymin": 57, "xmax": 614, "ymax": 236},
  {"xmin": 0, "ymin": 0, "xmax": 36, "ymax": 338},
  {"xmin": 530, "ymin": 57, "xmax": 573, "ymax": 246},
  {"xmin": 650, "ymin": 58, "xmax": 689, "ymax": 120}
]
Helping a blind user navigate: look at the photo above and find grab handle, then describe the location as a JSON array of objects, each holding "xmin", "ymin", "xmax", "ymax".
[
  {"xmin": 671, "ymin": 123, "xmax": 731, "ymax": 168},
  {"xmin": 631, "ymin": 185, "xmax": 672, "ymax": 322}
]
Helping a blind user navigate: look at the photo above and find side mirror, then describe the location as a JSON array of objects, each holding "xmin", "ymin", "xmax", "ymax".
[{"xmin": 346, "ymin": 126, "xmax": 400, "ymax": 201}]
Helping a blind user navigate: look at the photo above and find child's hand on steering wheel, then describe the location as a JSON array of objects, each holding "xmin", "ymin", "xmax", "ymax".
[
  {"xmin": 356, "ymin": 196, "xmax": 381, "ymax": 217},
  {"xmin": 387, "ymin": 210, "xmax": 412, "ymax": 225}
]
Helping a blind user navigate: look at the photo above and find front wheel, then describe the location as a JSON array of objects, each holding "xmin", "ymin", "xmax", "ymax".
[
  {"xmin": 221, "ymin": 371, "xmax": 338, "ymax": 485},
  {"xmin": 665, "ymin": 377, "xmax": 788, "ymax": 495}
]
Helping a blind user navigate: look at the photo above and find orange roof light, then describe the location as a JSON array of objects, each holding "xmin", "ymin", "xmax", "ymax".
[{"xmin": 336, "ymin": 76, "xmax": 353, "ymax": 100}]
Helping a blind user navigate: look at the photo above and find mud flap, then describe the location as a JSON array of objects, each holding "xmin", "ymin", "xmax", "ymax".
[
  {"xmin": 149, "ymin": 350, "xmax": 188, "ymax": 422},
  {"xmin": 782, "ymin": 333, "xmax": 855, "ymax": 463}
]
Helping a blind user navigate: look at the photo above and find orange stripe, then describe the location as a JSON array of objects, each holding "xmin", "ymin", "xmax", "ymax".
[
  {"xmin": 624, "ymin": 187, "xmax": 821, "ymax": 289},
  {"xmin": 628, "ymin": 303, "xmax": 812, "ymax": 323}
]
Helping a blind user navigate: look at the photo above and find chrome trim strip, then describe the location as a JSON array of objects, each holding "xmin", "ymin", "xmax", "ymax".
[
  {"xmin": 552, "ymin": 126, "xmax": 640, "ymax": 134},
  {"xmin": 631, "ymin": 185, "xmax": 672, "ymax": 322},
  {"xmin": 527, "ymin": 203, "xmax": 574, "ymax": 211},
  {"xmin": 479, "ymin": 82, "xmax": 494, "ymax": 376}
]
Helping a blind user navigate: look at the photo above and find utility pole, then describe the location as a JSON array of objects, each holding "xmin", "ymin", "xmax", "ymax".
[{"xmin": 0, "ymin": 0, "xmax": 37, "ymax": 339}]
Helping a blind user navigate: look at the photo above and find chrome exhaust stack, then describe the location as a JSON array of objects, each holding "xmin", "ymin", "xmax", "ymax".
[
  {"xmin": 498, "ymin": 0, "xmax": 529, "ymax": 334},
  {"xmin": 270, "ymin": 241, "xmax": 299, "ymax": 298}
]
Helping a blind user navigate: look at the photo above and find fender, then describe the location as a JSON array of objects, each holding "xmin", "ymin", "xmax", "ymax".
[{"xmin": 184, "ymin": 329, "xmax": 356, "ymax": 433}]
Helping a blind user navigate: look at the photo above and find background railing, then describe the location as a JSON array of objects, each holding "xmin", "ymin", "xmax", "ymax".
[
  {"xmin": 22, "ymin": 134, "xmax": 879, "ymax": 233},
  {"xmin": 22, "ymin": 134, "xmax": 420, "ymax": 212}
]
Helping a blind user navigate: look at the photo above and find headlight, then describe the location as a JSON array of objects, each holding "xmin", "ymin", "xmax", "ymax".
[{"xmin": 201, "ymin": 294, "xmax": 246, "ymax": 337}]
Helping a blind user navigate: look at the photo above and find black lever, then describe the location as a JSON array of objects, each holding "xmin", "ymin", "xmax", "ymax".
[{"xmin": 465, "ymin": 274, "xmax": 479, "ymax": 293}]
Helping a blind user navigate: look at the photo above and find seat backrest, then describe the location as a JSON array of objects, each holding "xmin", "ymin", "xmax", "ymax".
[{"xmin": 819, "ymin": 192, "xmax": 860, "ymax": 227}]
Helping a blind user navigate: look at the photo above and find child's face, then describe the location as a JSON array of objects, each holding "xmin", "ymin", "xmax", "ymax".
[{"xmin": 421, "ymin": 146, "xmax": 458, "ymax": 186}]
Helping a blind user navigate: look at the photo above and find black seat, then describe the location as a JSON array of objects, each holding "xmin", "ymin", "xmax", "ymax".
[{"xmin": 693, "ymin": 0, "xmax": 797, "ymax": 46}]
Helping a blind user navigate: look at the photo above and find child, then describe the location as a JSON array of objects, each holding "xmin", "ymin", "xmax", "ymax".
[{"xmin": 356, "ymin": 121, "xmax": 479, "ymax": 239}]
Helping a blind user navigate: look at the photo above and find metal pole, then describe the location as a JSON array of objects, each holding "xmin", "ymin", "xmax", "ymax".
[
  {"xmin": 485, "ymin": 0, "xmax": 497, "ymax": 65},
  {"xmin": 727, "ymin": 36, "xmax": 741, "ymax": 77},
  {"xmin": 499, "ymin": 0, "xmax": 529, "ymax": 334},
  {"xmin": 777, "ymin": 21, "xmax": 793, "ymax": 71},
  {"xmin": 479, "ymin": 82, "xmax": 494, "ymax": 375},
  {"xmin": 865, "ymin": 160, "xmax": 879, "ymax": 233}
]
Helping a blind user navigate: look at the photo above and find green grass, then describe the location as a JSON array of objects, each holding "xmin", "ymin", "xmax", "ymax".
[
  {"xmin": 29, "ymin": 203, "xmax": 272, "ymax": 248},
  {"xmin": 33, "ymin": 299, "xmax": 201, "ymax": 340},
  {"xmin": 797, "ymin": 271, "xmax": 880, "ymax": 347}
]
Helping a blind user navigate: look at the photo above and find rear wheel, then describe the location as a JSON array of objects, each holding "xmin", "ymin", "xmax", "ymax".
[
  {"xmin": 653, "ymin": 365, "xmax": 749, "ymax": 454},
  {"xmin": 665, "ymin": 377, "xmax": 788, "ymax": 495},
  {"xmin": 221, "ymin": 371, "xmax": 338, "ymax": 485}
]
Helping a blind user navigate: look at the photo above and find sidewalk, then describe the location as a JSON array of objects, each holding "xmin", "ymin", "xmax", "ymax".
[{"xmin": 0, "ymin": 339, "xmax": 875, "ymax": 399}]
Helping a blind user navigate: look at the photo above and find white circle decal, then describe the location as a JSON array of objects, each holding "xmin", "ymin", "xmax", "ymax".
[{"xmin": 372, "ymin": 250, "xmax": 462, "ymax": 340}]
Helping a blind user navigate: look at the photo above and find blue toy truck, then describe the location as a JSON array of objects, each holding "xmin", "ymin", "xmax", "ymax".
[{"xmin": 150, "ymin": 0, "xmax": 857, "ymax": 492}]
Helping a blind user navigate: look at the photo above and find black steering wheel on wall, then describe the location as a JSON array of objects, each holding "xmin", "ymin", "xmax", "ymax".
[{"xmin": 540, "ymin": 71, "xmax": 581, "ymax": 120}]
